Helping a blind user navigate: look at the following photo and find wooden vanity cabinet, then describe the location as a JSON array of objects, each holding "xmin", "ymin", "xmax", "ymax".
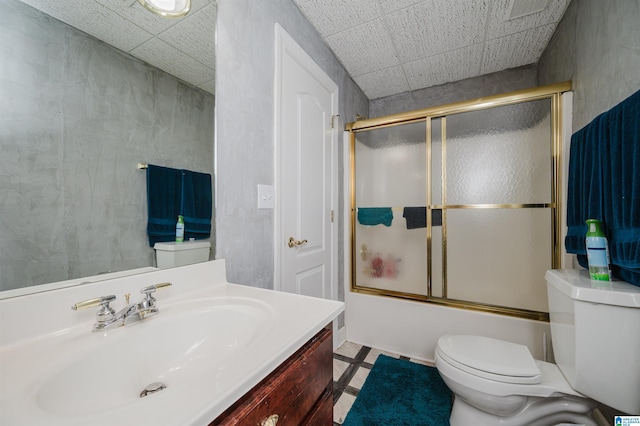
[{"xmin": 210, "ymin": 325, "xmax": 333, "ymax": 426}]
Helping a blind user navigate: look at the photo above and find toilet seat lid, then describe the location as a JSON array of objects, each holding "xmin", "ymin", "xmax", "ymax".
[{"xmin": 437, "ymin": 335, "xmax": 542, "ymax": 385}]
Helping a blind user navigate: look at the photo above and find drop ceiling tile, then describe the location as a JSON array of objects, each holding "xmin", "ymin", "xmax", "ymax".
[
  {"xmin": 158, "ymin": 3, "xmax": 216, "ymax": 68},
  {"xmin": 130, "ymin": 37, "xmax": 214, "ymax": 85},
  {"xmin": 385, "ymin": 0, "xmax": 489, "ymax": 63},
  {"xmin": 376, "ymin": 0, "xmax": 425, "ymax": 15},
  {"xmin": 292, "ymin": 0, "xmax": 382, "ymax": 37},
  {"xmin": 487, "ymin": 0, "xmax": 569, "ymax": 39},
  {"xmin": 18, "ymin": 0, "xmax": 154, "ymax": 52},
  {"xmin": 354, "ymin": 66, "xmax": 410, "ymax": 99},
  {"xmin": 481, "ymin": 24, "xmax": 556, "ymax": 74},
  {"xmin": 326, "ymin": 18, "xmax": 399, "ymax": 77},
  {"xmin": 403, "ymin": 45, "xmax": 482, "ymax": 91},
  {"xmin": 18, "ymin": 0, "xmax": 572, "ymax": 100}
]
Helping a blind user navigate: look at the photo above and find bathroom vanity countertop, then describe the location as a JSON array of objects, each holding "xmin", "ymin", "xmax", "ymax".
[{"xmin": 0, "ymin": 260, "xmax": 344, "ymax": 426}]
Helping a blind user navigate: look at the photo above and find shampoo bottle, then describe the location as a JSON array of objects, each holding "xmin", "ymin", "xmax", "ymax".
[
  {"xmin": 176, "ymin": 215, "xmax": 185, "ymax": 243},
  {"xmin": 585, "ymin": 219, "xmax": 611, "ymax": 281}
]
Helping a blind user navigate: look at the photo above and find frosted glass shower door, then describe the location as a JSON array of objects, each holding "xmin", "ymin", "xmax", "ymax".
[
  {"xmin": 353, "ymin": 122, "xmax": 428, "ymax": 296},
  {"xmin": 438, "ymin": 99, "xmax": 554, "ymax": 313},
  {"xmin": 349, "ymin": 83, "xmax": 568, "ymax": 319}
]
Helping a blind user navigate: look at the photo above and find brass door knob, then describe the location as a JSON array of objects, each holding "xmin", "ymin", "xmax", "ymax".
[{"xmin": 288, "ymin": 237, "xmax": 308, "ymax": 248}]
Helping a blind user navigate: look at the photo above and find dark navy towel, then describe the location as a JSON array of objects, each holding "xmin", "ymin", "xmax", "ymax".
[
  {"xmin": 565, "ymin": 88, "xmax": 640, "ymax": 286},
  {"xmin": 181, "ymin": 170, "xmax": 212, "ymax": 240},
  {"xmin": 146, "ymin": 165, "xmax": 182, "ymax": 246},
  {"xmin": 146, "ymin": 165, "xmax": 213, "ymax": 246}
]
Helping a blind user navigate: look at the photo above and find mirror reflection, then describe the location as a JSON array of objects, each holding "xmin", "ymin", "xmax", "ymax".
[{"xmin": 0, "ymin": 0, "xmax": 216, "ymax": 294}]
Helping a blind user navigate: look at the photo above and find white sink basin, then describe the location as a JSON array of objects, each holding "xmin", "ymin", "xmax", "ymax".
[
  {"xmin": 35, "ymin": 297, "xmax": 273, "ymax": 415},
  {"xmin": 0, "ymin": 260, "xmax": 344, "ymax": 426}
]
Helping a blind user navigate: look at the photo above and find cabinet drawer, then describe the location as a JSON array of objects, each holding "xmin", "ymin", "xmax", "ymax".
[
  {"xmin": 302, "ymin": 388, "xmax": 333, "ymax": 426},
  {"xmin": 211, "ymin": 326, "xmax": 333, "ymax": 426}
]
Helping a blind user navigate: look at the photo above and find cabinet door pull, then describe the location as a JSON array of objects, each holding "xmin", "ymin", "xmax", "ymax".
[{"xmin": 261, "ymin": 414, "xmax": 279, "ymax": 426}]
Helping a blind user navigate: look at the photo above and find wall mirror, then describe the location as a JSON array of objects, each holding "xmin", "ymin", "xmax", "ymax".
[{"xmin": 0, "ymin": 0, "xmax": 216, "ymax": 297}]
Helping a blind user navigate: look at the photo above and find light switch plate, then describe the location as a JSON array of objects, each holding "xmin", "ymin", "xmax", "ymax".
[{"xmin": 257, "ymin": 184, "xmax": 275, "ymax": 209}]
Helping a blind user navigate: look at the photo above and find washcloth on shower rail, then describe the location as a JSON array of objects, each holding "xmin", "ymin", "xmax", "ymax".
[
  {"xmin": 146, "ymin": 164, "xmax": 213, "ymax": 246},
  {"xmin": 357, "ymin": 207, "xmax": 393, "ymax": 227},
  {"xmin": 402, "ymin": 207, "xmax": 442, "ymax": 229},
  {"xmin": 565, "ymin": 88, "xmax": 640, "ymax": 286}
]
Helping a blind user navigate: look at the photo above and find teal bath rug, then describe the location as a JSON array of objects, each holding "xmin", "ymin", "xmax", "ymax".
[{"xmin": 342, "ymin": 354, "xmax": 452, "ymax": 426}]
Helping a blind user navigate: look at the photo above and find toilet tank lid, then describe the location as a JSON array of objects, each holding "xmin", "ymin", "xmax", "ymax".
[
  {"xmin": 545, "ymin": 269, "xmax": 640, "ymax": 308},
  {"xmin": 154, "ymin": 241, "xmax": 211, "ymax": 251}
]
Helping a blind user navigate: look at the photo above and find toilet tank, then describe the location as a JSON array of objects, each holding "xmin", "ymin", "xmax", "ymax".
[
  {"xmin": 546, "ymin": 269, "xmax": 640, "ymax": 414},
  {"xmin": 154, "ymin": 240, "xmax": 211, "ymax": 269}
]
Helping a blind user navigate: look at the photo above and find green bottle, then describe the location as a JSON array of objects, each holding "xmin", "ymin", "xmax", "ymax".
[
  {"xmin": 585, "ymin": 219, "xmax": 611, "ymax": 281},
  {"xmin": 176, "ymin": 215, "xmax": 185, "ymax": 242}
]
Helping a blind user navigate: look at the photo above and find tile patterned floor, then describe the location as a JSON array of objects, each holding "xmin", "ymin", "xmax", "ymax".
[{"xmin": 332, "ymin": 341, "xmax": 435, "ymax": 425}]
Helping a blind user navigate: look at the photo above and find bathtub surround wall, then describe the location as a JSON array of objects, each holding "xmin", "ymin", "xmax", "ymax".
[
  {"xmin": 0, "ymin": 0, "xmax": 214, "ymax": 292},
  {"xmin": 215, "ymin": 0, "xmax": 368, "ymax": 301}
]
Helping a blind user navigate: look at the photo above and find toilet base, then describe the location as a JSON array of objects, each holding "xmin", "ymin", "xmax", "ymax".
[{"xmin": 450, "ymin": 395, "xmax": 598, "ymax": 426}]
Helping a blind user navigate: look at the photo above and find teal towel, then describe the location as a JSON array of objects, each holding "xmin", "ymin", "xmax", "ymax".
[{"xmin": 357, "ymin": 207, "xmax": 393, "ymax": 227}]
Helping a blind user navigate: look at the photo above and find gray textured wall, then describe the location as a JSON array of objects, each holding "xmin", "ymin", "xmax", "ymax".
[
  {"xmin": 538, "ymin": 0, "xmax": 640, "ymax": 130},
  {"xmin": 369, "ymin": 65, "xmax": 538, "ymax": 118},
  {"xmin": 0, "ymin": 0, "xmax": 215, "ymax": 292},
  {"xmin": 215, "ymin": 0, "xmax": 368, "ymax": 298}
]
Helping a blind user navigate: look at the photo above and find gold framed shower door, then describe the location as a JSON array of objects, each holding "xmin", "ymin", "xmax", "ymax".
[{"xmin": 348, "ymin": 81, "xmax": 571, "ymax": 321}]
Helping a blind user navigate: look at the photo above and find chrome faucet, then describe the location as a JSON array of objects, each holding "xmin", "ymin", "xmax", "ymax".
[{"xmin": 72, "ymin": 282, "xmax": 172, "ymax": 331}]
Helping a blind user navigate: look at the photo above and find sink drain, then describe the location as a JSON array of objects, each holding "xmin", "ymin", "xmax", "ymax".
[{"xmin": 140, "ymin": 382, "xmax": 166, "ymax": 398}]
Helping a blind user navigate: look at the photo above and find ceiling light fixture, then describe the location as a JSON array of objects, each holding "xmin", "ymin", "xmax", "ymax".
[{"xmin": 137, "ymin": 0, "xmax": 191, "ymax": 18}]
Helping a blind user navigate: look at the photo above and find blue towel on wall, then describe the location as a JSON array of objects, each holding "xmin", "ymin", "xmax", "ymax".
[
  {"xmin": 146, "ymin": 165, "xmax": 213, "ymax": 246},
  {"xmin": 182, "ymin": 170, "xmax": 212, "ymax": 240},
  {"xmin": 357, "ymin": 207, "xmax": 393, "ymax": 227},
  {"xmin": 565, "ymin": 89, "xmax": 640, "ymax": 286}
]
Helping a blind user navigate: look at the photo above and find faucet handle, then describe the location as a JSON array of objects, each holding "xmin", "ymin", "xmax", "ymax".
[
  {"xmin": 71, "ymin": 295, "xmax": 116, "ymax": 311},
  {"xmin": 137, "ymin": 283, "xmax": 172, "ymax": 318},
  {"xmin": 140, "ymin": 282, "xmax": 172, "ymax": 295},
  {"xmin": 71, "ymin": 295, "xmax": 118, "ymax": 331}
]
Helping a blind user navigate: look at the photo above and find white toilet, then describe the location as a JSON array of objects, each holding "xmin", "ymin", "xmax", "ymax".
[
  {"xmin": 435, "ymin": 269, "xmax": 640, "ymax": 426},
  {"xmin": 153, "ymin": 240, "xmax": 211, "ymax": 268}
]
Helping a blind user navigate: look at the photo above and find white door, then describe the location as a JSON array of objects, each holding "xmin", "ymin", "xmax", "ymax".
[{"xmin": 274, "ymin": 24, "xmax": 338, "ymax": 300}]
